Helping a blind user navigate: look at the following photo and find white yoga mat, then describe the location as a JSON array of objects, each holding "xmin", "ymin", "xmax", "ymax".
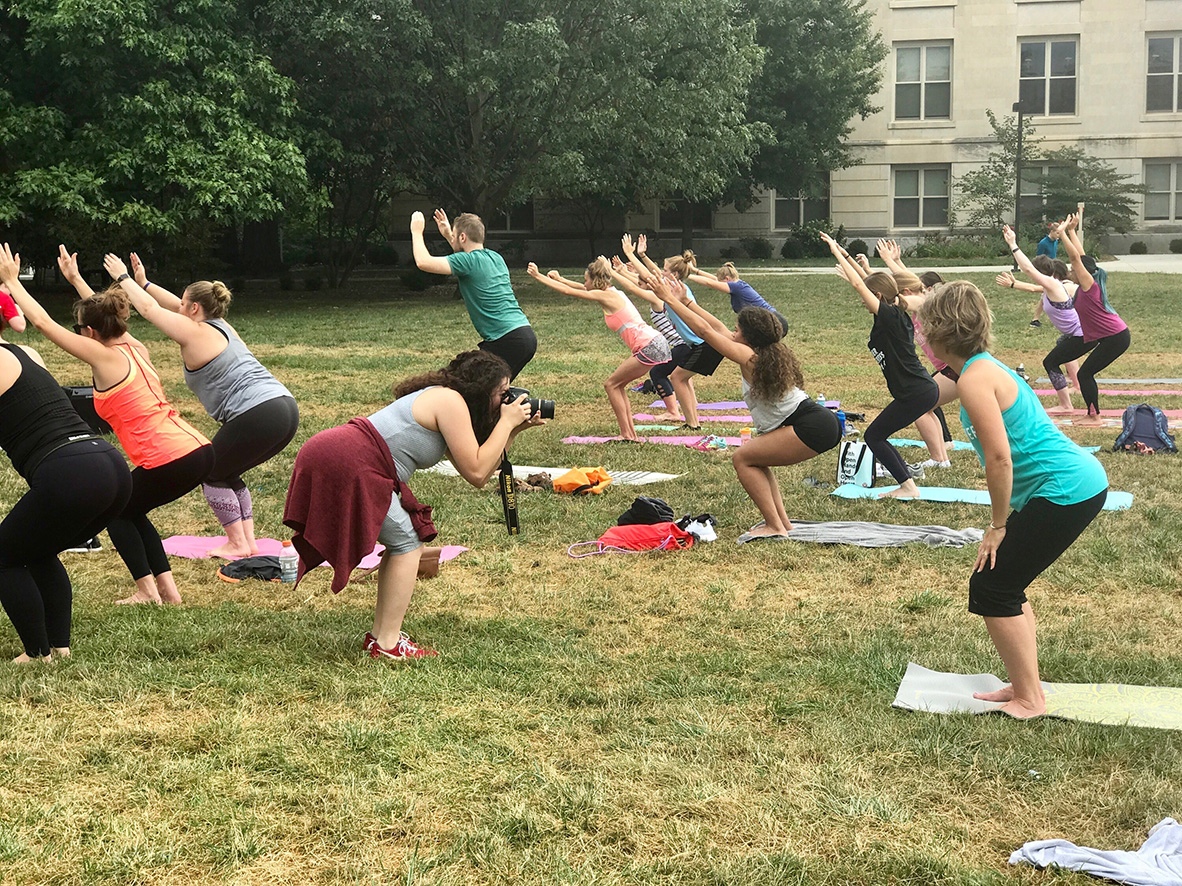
[
  {"xmin": 831, "ymin": 484, "xmax": 1132, "ymax": 510},
  {"xmin": 894, "ymin": 662, "xmax": 1182, "ymax": 730},
  {"xmin": 424, "ymin": 460, "xmax": 680, "ymax": 485}
]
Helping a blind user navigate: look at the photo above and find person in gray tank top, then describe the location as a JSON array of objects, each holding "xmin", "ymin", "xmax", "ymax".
[{"xmin": 98, "ymin": 252, "xmax": 300, "ymax": 560}]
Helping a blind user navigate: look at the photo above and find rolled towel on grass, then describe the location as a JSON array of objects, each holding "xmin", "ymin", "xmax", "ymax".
[{"xmin": 831, "ymin": 484, "xmax": 1133, "ymax": 510}]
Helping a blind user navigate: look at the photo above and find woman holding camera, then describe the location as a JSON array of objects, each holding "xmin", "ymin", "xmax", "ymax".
[{"xmin": 284, "ymin": 350, "xmax": 544, "ymax": 660}]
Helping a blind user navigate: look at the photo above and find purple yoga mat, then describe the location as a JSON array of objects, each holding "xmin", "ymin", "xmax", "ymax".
[
  {"xmin": 1045, "ymin": 407, "xmax": 1182, "ymax": 418},
  {"xmin": 1034, "ymin": 389, "xmax": 1182, "ymax": 397},
  {"xmin": 163, "ymin": 536, "xmax": 467, "ymax": 570},
  {"xmin": 633, "ymin": 413, "xmax": 752, "ymax": 422},
  {"xmin": 649, "ymin": 399, "xmax": 839, "ymax": 410},
  {"xmin": 563, "ymin": 434, "xmax": 741, "ymax": 446}
]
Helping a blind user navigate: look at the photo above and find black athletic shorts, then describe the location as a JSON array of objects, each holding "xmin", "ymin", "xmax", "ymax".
[
  {"xmin": 675, "ymin": 341, "xmax": 724, "ymax": 376},
  {"xmin": 479, "ymin": 325, "xmax": 537, "ymax": 381},
  {"xmin": 777, "ymin": 398, "xmax": 842, "ymax": 454}
]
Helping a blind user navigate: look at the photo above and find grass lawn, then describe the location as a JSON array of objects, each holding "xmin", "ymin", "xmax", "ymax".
[{"xmin": 2, "ymin": 267, "xmax": 1180, "ymax": 885}]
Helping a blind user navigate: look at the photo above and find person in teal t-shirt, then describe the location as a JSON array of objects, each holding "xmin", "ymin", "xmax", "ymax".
[
  {"xmin": 410, "ymin": 210, "xmax": 536, "ymax": 379},
  {"xmin": 918, "ymin": 281, "xmax": 1108, "ymax": 720}
]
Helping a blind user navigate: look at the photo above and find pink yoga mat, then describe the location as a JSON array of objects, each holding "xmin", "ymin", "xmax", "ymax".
[
  {"xmin": 649, "ymin": 399, "xmax": 839, "ymax": 410},
  {"xmin": 163, "ymin": 536, "xmax": 467, "ymax": 571},
  {"xmin": 563, "ymin": 435, "xmax": 741, "ymax": 446},
  {"xmin": 633, "ymin": 413, "xmax": 752, "ymax": 422},
  {"xmin": 1044, "ymin": 408, "xmax": 1182, "ymax": 418},
  {"xmin": 1035, "ymin": 389, "xmax": 1182, "ymax": 397}
]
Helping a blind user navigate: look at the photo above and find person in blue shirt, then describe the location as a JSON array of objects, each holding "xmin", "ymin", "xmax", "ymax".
[
  {"xmin": 918, "ymin": 281, "xmax": 1108, "ymax": 719},
  {"xmin": 688, "ymin": 263, "xmax": 788, "ymax": 335},
  {"xmin": 1028, "ymin": 227, "xmax": 1061, "ymax": 327}
]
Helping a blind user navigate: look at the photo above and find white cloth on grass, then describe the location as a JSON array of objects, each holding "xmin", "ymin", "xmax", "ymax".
[
  {"xmin": 784, "ymin": 521, "xmax": 984, "ymax": 548},
  {"xmin": 1009, "ymin": 818, "xmax": 1182, "ymax": 886}
]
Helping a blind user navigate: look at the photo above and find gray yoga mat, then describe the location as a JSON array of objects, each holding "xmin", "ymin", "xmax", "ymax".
[
  {"xmin": 893, "ymin": 663, "xmax": 1182, "ymax": 730},
  {"xmin": 782, "ymin": 521, "xmax": 983, "ymax": 547}
]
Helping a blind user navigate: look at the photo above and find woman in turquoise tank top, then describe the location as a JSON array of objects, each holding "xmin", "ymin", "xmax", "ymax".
[{"xmin": 918, "ymin": 282, "xmax": 1107, "ymax": 719}]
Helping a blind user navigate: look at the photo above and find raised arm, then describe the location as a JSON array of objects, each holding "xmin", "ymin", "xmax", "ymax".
[
  {"xmin": 1056, "ymin": 215, "xmax": 1093, "ymax": 290},
  {"xmin": 2, "ymin": 296, "xmax": 26, "ymax": 333},
  {"xmin": 103, "ymin": 254, "xmax": 208, "ymax": 347},
  {"xmin": 546, "ymin": 270, "xmax": 586, "ymax": 290},
  {"xmin": 57, "ymin": 245, "xmax": 95, "ymax": 299},
  {"xmin": 995, "ymin": 271, "xmax": 1043, "ymax": 294},
  {"xmin": 433, "ymin": 209, "xmax": 458, "ymax": 252},
  {"xmin": 1062, "ymin": 211, "xmax": 1085, "ymax": 257},
  {"xmin": 687, "ymin": 272, "xmax": 731, "ymax": 294},
  {"xmin": 128, "ymin": 252, "xmax": 183, "ymax": 312},
  {"xmin": 647, "ymin": 273, "xmax": 751, "ymax": 364},
  {"xmin": 0, "ymin": 244, "xmax": 125, "ymax": 371},
  {"xmin": 1002, "ymin": 226, "xmax": 1067, "ymax": 300},
  {"xmin": 633, "ymin": 234, "xmax": 661, "ymax": 274},
  {"xmin": 875, "ymin": 239, "xmax": 908, "ymax": 275},
  {"xmin": 526, "ymin": 263, "xmax": 615, "ymax": 309},
  {"xmin": 607, "ymin": 263, "xmax": 662, "ymax": 309},
  {"xmin": 411, "ymin": 212, "xmax": 455, "ymax": 276},
  {"xmin": 822, "ymin": 233, "xmax": 880, "ymax": 314}
]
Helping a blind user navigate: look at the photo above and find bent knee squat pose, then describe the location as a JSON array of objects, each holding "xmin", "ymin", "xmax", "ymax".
[
  {"xmin": 823, "ymin": 233, "xmax": 938, "ymax": 499},
  {"xmin": 919, "ymin": 282, "xmax": 1108, "ymax": 719},
  {"xmin": 1047, "ymin": 215, "xmax": 1130, "ymax": 426},
  {"xmin": 410, "ymin": 210, "xmax": 536, "ymax": 379},
  {"xmin": 0, "ymin": 246, "xmax": 133, "ymax": 661},
  {"xmin": 9, "ymin": 259, "xmax": 213, "ymax": 605},
  {"xmin": 996, "ymin": 253, "xmax": 1089, "ymax": 414},
  {"xmin": 284, "ymin": 351, "xmax": 543, "ymax": 660},
  {"xmin": 528, "ymin": 257, "xmax": 670, "ymax": 442},
  {"xmin": 644, "ymin": 270, "xmax": 840, "ymax": 540},
  {"xmin": 89, "ymin": 251, "xmax": 299, "ymax": 559}
]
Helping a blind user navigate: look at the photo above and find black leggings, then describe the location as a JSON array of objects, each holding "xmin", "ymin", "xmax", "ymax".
[
  {"xmin": 0, "ymin": 440, "xmax": 132, "ymax": 656},
  {"xmin": 1043, "ymin": 335, "xmax": 1095, "ymax": 392},
  {"xmin": 206, "ymin": 396, "xmax": 299, "ymax": 490},
  {"xmin": 107, "ymin": 444, "xmax": 214, "ymax": 581},
  {"xmin": 479, "ymin": 325, "xmax": 537, "ymax": 381},
  {"xmin": 864, "ymin": 386, "xmax": 940, "ymax": 484},
  {"xmin": 648, "ymin": 344, "xmax": 692, "ymax": 398},
  {"xmin": 1053, "ymin": 329, "xmax": 1131, "ymax": 414},
  {"xmin": 968, "ymin": 489, "xmax": 1107, "ymax": 617}
]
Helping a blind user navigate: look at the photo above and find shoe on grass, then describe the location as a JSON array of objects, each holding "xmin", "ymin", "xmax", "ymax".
[
  {"xmin": 915, "ymin": 458, "xmax": 951, "ymax": 469},
  {"xmin": 63, "ymin": 536, "xmax": 102, "ymax": 553},
  {"xmin": 369, "ymin": 631, "xmax": 438, "ymax": 661}
]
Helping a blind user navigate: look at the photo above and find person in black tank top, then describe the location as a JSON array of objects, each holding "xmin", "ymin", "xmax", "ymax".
[{"xmin": 0, "ymin": 254, "xmax": 133, "ymax": 661}]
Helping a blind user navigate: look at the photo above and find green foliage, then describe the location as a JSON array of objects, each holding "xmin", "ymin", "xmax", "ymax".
[
  {"xmin": 365, "ymin": 242, "xmax": 399, "ymax": 267},
  {"xmin": 1130, "ymin": 241, "xmax": 1149, "ymax": 254},
  {"xmin": 739, "ymin": 237, "xmax": 774, "ymax": 260},
  {"xmin": 846, "ymin": 238, "xmax": 868, "ymax": 258},
  {"xmin": 1170, "ymin": 239, "xmax": 1182, "ymax": 254},
  {"xmin": 953, "ymin": 110, "xmax": 1042, "ymax": 229},
  {"xmin": 1, "ymin": 0, "xmax": 305, "ymax": 271},
  {"xmin": 277, "ymin": 272, "xmax": 294, "ymax": 291},
  {"xmin": 780, "ymin": 219, "xmax": 845, "ymax": 259},
  {"xmin": 905, "ymin": 233, "xmax": 1009, "ymax": 260},
  {"xmin": 719, "ymin": 246, "xmax": 740, "ymax": 260},
  {"xmin": 302, "ymin": 273, "xmax": 323, "ymax": 290}
]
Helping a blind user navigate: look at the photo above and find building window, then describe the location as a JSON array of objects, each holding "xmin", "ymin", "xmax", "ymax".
[
  {"xmin": 1148, "ymin": 35, "xmax": 1181, "ymax": 113},
  {"xmin": 1019, "ymin": 162, "xmax": 1073, "ymax": 221},
  {"xmin": 657, "ymin": 199, "xmax": 712, "ymax": 232},
  {"xmin": 1145, "ymin": 162, "xmax": 1182, "ymax": 221},
  {"xmin": 893, "ymin": 166, "xmax": 949, "ymax": 228},
  {"xmin": 773, "ymin": 187, "xmax": 831, "ymax": 229},
  {"xmin": 486, "ymin": 200, "xmax": 534, "ymax": 233},
  {"xmin": 1019, "ymin": 38, "xmax": 1077, "ymax": 115},
  {"xmin": 895, "ymin": 43, "xmax": 952, "ymax": 120}
]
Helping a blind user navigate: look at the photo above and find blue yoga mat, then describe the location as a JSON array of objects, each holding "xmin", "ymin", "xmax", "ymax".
[{"xmin": 831, "ymin": 484, "xmax": 1132, "ymax": 510}]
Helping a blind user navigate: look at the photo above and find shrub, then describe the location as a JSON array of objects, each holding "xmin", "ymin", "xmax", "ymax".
[
  {"xmin": 780, "ymin": 238, "xmax": 805, "ymax": 260},
  {"xmin": 229, "ymin": 277, "xmax": 246, "ymax": 294},
  {"xmin": 1170, "ymin": 239, "xmax": 1182, "ymax": 254},
  {"xmin": 499, "ymin": 240, "xmax": 527, "ymax": 267},
  {"xmin": 400, "ymin": 268, "xmax": 435, "ymax": 291},
  {"xmin": 779, "ymin": 219, "xmax": 845, "ymax": 259},
  {"xmin": 906, "ymin": 233, "xmax": 1007, "ymax": 260},
  {"xmin": 1129, "ymin": 241, "xmax": 1148, "ymax": 254},
  {"xmin": 846, "ymin": 239, "xmax": 869, "ymax": 258},
  {"xmin": 303, "ymin": 274, "xmax": 324, "ymax": 291},
  {"xmin": 719, "ymin": 246, "xmax": 739, "ymax": 260},
  {"xmin": 739, "ymin": 237, "xmax": 774, "ymax": 260},
  {"xmin": 278, "ymin": 273, "xmax": 294, "ymax": 291},
  {"xmin": 366, "ymin": 242, "xmax": 399, "ymax": 266}
]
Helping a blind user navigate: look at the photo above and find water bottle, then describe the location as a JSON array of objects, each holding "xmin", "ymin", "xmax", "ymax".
[
  {"xmin": 279, "ymin": 540, "xmax": 299, "ymax": 583},
  {"xmin": 836, "ymin": 409, "xmax": 847, "ymax": 435},
  {"xmin": 815, "ymin": 393, "xmax": 825, "ymax": 408},
  {"xmin": 740, "ymin": 427, "xmax": 752, "ymax": 446},
  {"xmin": 1015, "ymin": 363, "xmax": 1032, "ymax": 387}
]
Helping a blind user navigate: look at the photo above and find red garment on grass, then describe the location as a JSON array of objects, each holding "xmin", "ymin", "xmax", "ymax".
[{"xmin": 283, "ymin": 416, "xmax": 436, "ymax": 592}]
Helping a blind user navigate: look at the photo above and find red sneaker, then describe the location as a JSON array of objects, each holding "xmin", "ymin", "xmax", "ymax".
[
  {"xmin": 369, "ymin": 632, "xmax": 438, "ymax": 661},
  {"xmin": 362, "ymin": 632, "xmax": 378, "ymax": 653}
]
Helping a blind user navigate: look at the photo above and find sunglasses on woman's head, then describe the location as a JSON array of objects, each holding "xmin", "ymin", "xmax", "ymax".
[{"xmin": 73, "ymin": 324, "xmax": 85, "ymax": 334}]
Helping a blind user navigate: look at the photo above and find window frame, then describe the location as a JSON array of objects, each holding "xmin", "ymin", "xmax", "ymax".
[
  {"xmin": 656, "ymin": 198, "xmax": 713, "ymax": 233},
  {"xmin": 1147, "ymin": 34, "xmax": 1182, "ymax": 114},
  {"xmin": 1018, "ymin": 36, "xmax": 1079, "ymax": 117},
  {"xmin": 771, "ymin": 184, "xmax": 831, "ymax": 231},
  {"xmin": 485, "ymin": 200, "xmax": 535, "ymax": 234},
  {"xmin": 892, "ymin": 165, "xmax": 951, "ymax": 230},
  {"xmin": 893, "ymin": 41, "xmax": 953, "ymax": 122},
  {"xmin": 1144, "ymin": 161, "xmax": 1182, "ymax": 222}
]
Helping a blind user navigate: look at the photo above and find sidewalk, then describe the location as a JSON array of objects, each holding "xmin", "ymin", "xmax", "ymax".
[{"xmin": 746, "ymin": 254, "xmax": 1182, "ymax": 275}]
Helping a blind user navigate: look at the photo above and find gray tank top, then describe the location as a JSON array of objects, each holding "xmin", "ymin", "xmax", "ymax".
[
  {"xmin": 183, "ymin": 318, "xmax": 292, "ymax": 423},
  {"xmin": 742, "ymin": 377, "xmax": 808, "ymax": 435},
  {"xmin": 367, "ymin": 388, "xmax": 448, "ymax": 480}
]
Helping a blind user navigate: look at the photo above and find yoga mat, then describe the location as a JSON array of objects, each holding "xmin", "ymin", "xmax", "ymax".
[
  {"xmin": 1036, "ymin": 378, "xmax": 1182, "ymax": 386},
  {"xmin": 893, "ymin": 662, "xmax": 1182, "ymax": 730},
  {"xmin": 831, "ymin": 484, "xmax": 1133, "ymax": 510},
  {"xmin": 1035, "ymin": 389, "xmax": 1182, "ymax": 397},
  {"xmin": 162, "ymin": 536, "xmax": 467, "ymax": 570},
  {"xmin": 634, "ymin": 413, "xmax": 752, "ymax": 423},
  {"xmin": 1055, "ymin": 418, "xmax": 1182, "ymax": 429},
  {"xmin": 424, "ymin": 459, "xmax": 680, "ymax": 485},
  {"xmin": 649, "ymin": 399, "xmax": 840, "ymax": 411},
  {"xmin": 888, "ymin": 437, "xmax": 975, "ymax": 451},
  {"xmin": 1046, "ymin": 408, "xmax": 1182, "ymax": 418},
  {"xmin": 563, "ymin": 434, "xmax": 741, "ymax": 447}
]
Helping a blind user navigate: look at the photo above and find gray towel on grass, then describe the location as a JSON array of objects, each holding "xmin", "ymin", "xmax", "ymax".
[
  {"xmin": 1010, "ymin": 818, "xmax": 1182, "ymax": 886},
  {"xmin": 784, "ymin": 521, "xmax": 984, "ymax": 548}
]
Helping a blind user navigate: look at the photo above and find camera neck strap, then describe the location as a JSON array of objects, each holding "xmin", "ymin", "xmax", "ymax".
[{"xmin": 498, "ymin": 452, "xmax": 519, "ymax": 535}]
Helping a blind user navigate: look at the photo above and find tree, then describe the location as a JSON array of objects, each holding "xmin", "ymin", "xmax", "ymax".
[
  {"xmin": 955, "ymin": 110, "xmax": 1141, "ymax": 241},
  {"xmin": 731, "ymin": 0, "xmax": 887, "ymax": 204},
  {"xmin": 0, "ymin": 0, "xmax": 305, "ymax": 275}
]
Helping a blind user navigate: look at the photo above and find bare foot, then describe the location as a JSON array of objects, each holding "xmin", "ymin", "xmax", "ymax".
[
  {"xmin": 12, "ymin": 652, "xmax": 51, "ymax": 664},
  {"xmin": 115, "ymin": 589, "xmax": 162, "ymax": 605},
  {"xmin": 973, "ymin": 685, "xmax": 1014, "ymax": 703},
  {"xmin": 156, "ymin": 587, "xmax": 183, "ymax": 605},
  {"xmin": 1074, "ymin": 416, "xmax": 1105, "ymax": 427},
  {"xmin": 997, "ymin": 697, "xmax": 1046, "ymax": 719},
  {"xmin": 1045, "ymin": 405, "xmax": 1073, "ymax": 414},
  {"xmin": 879, "ymin": 485, "xmax": 921, "ymax": 500},
  {"xmin": 652, "ymin": 411, "xmax": 682, "ymax": 422},
  {"xmin": 207, "ymin": 542, "xmax": 252, "ymax": 560},
  {"xmin": 51, "ymin": 647, "xmax": 71, "ymax": 659},
  {"xmin": 745, "ymin": 524, "xmax": 791, "ymax": 539}
]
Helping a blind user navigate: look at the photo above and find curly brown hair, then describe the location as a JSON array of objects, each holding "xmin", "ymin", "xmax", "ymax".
[
  {"xmin": 391, "ymin": 350, "xmax": 510, "ymax": 443},
  {"xmin": 73, "ymin": 284, "xmax": 130, "ymax": 340},
  {"xmin": 737, "ymin": 308, "xmax": 803, "ymax": 404}
]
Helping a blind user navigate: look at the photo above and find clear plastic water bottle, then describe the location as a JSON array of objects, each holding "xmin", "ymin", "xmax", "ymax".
[
  {"xmin": 815, "ymin": 392, "xmax": 825, "ymax": 407},
  {"xmin": 279, "ymin": 540, "xmax": 299, "ymax": 583},
  {"xmin": 740, "ymin": 427, "xmax": 752, "ymax": 446}
]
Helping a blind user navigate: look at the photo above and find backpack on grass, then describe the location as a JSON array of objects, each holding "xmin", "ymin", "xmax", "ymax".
[{"xmin": 1113, "ymin": 404, "xmax": 1177, "ymax": 454}]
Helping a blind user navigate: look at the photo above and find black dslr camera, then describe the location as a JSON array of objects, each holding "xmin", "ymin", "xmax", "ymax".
[{"xmin": 503, "ymin": 386, "xmax": 555, "ymax": 420}]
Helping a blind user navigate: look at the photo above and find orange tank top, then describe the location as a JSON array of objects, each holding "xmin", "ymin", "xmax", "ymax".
[{"xmin": 93, "ymin": 343, "xmax": 210, "ymax": 469}]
